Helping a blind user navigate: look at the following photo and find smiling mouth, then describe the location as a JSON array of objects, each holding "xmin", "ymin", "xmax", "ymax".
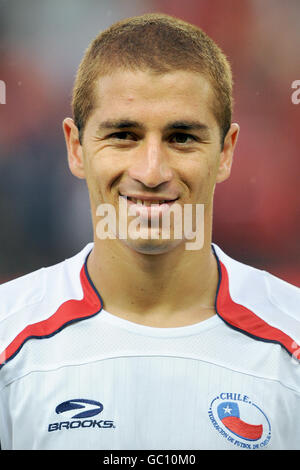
[{"xmin": 119, "ymin": 195, "xmax": 179, "ymax": 206}]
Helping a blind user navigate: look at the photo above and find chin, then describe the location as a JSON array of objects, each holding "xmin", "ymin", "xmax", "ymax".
[{"xmin": 120, "ymin": 236, "xmax": 183, "ymax": 256}]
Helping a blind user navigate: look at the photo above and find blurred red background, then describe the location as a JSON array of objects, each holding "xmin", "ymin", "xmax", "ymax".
[{"xmin": 0, "ymin": 0, "xmax": 299, "ymax": 285}]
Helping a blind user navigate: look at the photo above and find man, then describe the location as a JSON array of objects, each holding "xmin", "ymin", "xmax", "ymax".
[{"xmin": 0, "ymin": 13, "xmax": 299, "ymax": 450}]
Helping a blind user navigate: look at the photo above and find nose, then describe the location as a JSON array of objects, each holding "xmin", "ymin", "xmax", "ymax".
[{"xmin": 127, "ymin": 136, "xmax": 173, "ymax": 188}]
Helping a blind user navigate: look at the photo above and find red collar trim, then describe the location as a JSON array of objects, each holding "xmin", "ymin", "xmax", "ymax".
[
  {"xmin": 0, "ymin": 263, "xmax": 102, "ymax": 369},
  {"xmin": 215, "ymin": 253, "xmax": 299, "ymax": 358}
]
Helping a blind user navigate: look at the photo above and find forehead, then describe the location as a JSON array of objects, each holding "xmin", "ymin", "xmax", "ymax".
[{"xmin": 91, "ymin": 69, "xmax": 217, "ymax": 128}]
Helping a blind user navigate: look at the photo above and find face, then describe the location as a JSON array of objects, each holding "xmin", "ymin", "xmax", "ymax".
[{"xmin": 63, "ymin": 69, "xmax": 239, "ymax": 255}]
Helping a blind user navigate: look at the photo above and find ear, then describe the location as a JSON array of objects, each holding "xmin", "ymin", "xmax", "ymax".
[
  {"xmin": 62, "ymin": 117, "xmax": 85, "ymax": 179},
  {"xmin": 216, "ymin": 123, "xmax": 240, "ymax": 183}
]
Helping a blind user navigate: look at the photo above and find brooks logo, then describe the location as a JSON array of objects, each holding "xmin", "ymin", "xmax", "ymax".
[
  {"xmin": 56, "ymin": 398, "xmax": 103, "ymax": 419},
  {"xmin": 48, "ymin": 398, "xmax": 115, "ymax": 432}
]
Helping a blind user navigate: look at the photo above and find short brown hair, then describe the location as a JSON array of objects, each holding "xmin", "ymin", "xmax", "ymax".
[{"xmin": 72, "ymin": 13, "xmax": 233, "ymax": 146}]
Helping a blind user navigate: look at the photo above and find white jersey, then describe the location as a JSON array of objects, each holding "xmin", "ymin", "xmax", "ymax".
[{"xmin": 0, "ymin": 243, "xmax": 300, "ymax": 450}]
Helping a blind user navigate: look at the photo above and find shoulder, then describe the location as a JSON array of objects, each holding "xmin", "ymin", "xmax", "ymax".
[
  {"xmin": 0, "ymin": 266, "xmax": 46, "ymax": 319},
  {"xmin": 213, "ymin": 243, "xmax": 299, "ymax": 309},
  {"xmin": 213, "ymin": 243, "xmax": 300, "ymax": 356},
  {"xmin": 0, "ymin": 243, "xmax": 94, "ymax": 368},
  {"xmin": 0, "ymin": 243, "xmax": 94, "ymax": 315}
]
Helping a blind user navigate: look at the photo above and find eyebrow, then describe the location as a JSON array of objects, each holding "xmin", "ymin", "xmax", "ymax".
[{"xmin": 96, "ymin": 119, "xmax": 210, "ymax": 134}]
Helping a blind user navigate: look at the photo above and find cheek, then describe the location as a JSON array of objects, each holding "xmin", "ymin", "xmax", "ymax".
[
  {"xmin": 81, "ymin": 156, "xmax": 104, "ymax": 205},
  {"xmin": 182, "ymin": 157, "xmax": 218, "ymax": 200},
  {"xmin": 84, "ymin": 156, "xmax": 124, "ymax": 207}
]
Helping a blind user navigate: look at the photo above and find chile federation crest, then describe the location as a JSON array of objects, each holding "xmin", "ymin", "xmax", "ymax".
[{"xmin": 208, "ymin": 392, "xmax": 271, "ymax": 449}]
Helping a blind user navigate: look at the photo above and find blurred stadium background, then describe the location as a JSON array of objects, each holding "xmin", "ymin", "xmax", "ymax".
[{"xmin": 0, "ymin": 0, "xmax": 299, "ymax": 286}]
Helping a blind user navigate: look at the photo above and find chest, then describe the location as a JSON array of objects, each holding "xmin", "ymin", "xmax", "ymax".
[{"xmin": 2, "ymin": 355, "xmax": 300, "ymax": 449}]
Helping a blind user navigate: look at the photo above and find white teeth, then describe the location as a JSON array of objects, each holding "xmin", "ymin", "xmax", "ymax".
[
  {"xmin": 128, "ymin": 197, "xmax": 171, "ymax": 205},
  {"xmin": 144, "ymin": 200, "xmax": 161, "ymax": 206}
]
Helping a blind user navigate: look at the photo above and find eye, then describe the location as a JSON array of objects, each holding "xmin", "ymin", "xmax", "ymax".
[
  {"xmin": 170, "ymin": 133, "xmax": 197, "ymax": 144},
  {"xmin": 108, "ymin": 131, "xmax": 137, "ymax": 141}
]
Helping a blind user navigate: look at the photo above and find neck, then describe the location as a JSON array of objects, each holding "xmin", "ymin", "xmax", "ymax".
[{"xmin": 86, "ymin": 231, "xmax": 219, "ymax": 327}]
